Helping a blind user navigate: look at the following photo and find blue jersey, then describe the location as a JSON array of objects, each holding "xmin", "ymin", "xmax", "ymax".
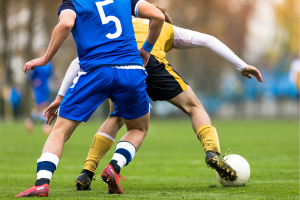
[
  {"xmin": 58, "ymin": 0, "xmax": 144, "ymax": 71},
  {"xmin": 28, "ymin": 62, "xmax": 52, "ymax": 87},
  {"xmin": 27, "ymin": 62, "xmax": 53, "ymax": 105}
]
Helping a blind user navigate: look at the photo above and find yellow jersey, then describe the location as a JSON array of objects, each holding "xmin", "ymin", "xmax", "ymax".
[{"xmin": 132, "ymin": 18, "xmax": 174, "ymax": 67}]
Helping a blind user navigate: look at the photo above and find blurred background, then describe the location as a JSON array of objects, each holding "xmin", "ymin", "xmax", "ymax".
[{"xmin": 0, "ymin": 0, "xmax": 299, "ymax": 123}]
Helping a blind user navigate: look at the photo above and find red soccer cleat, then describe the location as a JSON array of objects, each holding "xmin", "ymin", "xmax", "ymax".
[
  {"xmin": 101, "ymin": 164, "xmax": 127, "ymax": 194},
  {"xmin": 15, "ymin": 184, "xmax": 49, "ymax": 197}
]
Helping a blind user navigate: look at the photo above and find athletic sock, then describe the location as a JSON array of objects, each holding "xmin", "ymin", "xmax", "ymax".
[
  {"xmin": 81, "ymin": 169, "xmax": 94, "ymax": 180},
  {"xmin": 35, "ymin": 152, "xmax": 59, "ymax": 186},
  {"xmin": 196, "ymin": 124, "xmax": 221, "ymax": 155},
  {"xmin": 109, "ymin": 141, "xmax": 136, "ymax": 174},
  {"xmin": 83, "ymin": 132, "xmax": 114, "ymax": 173},
  {"xmin": 207, "ymin": 150, "xmax": 220, "ymax": 156}
]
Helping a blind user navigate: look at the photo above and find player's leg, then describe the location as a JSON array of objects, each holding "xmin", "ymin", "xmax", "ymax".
[
  {"xmin": 76, "ymin": 100, "xmax": 125, "ymax": 190},
  {"xmin": 146, "ymin": 58, "xmax": 220, "ymax": 153},
  {"xmin": 36, "ymin": 76, "xmax": 52, "ymax": 134},
  {"xmin": 76, "ymin": 117, "xmax": 123, "ymax": 190},
  {"xmin": 146, "ymin": 58, "xmax": 236, "ymax": 181},
  {"xmin": 16, "ymin": 117, "xmax": 80, "ymax": 197},
  {"xmin": 167, "ymin": 86, "xmax": 219, "ymax": 152},
  {"xmin": 101, "ymin": 66, "xmax": 150, "ymax": 194},
  {"xmin": 24, "ymin": 106, "xmax": 38, "ymax": 132},
  {"xmin": 24, "ymin": 116, "xmax": 34, "ymax": 132},
  {"xmin": 79, "ymin": 117, "xmax": 123, "ymax": 168},
  {"xmin": 41, "ymin": 116, "xmax": 80, "ymax": 157},
  {"xmin": 36, "ymin": 103, "xmax": 52, "ymax": 135},
  {"xmin": 101, "ymin": 112, "xmax": 150, "ymax": 194},
  {"xmin": 25, "ymin": 84, "xmax": 51, "ymax": 134},
  {"xmin": 17, "ymin": 67, "xmax": 115, "ymax": 197},
  {"xmin": 167, "ymin": 86, "xmax": 237, "ymax": 181}
]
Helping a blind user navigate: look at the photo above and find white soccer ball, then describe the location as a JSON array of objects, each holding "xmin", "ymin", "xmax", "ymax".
[{"xmin": 216, "ymin": 154, "xmax": 250, "ymax": 187}]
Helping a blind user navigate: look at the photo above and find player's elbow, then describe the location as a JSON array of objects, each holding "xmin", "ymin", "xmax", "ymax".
[
  {"xmin": 154, "ymin": 11, "xmax": 165, "ymax": 24},
  {"xmin": 207, "ymin": 35, "xmax": 217, "ymax": 41},
  {"xmin": 59, "ymin": 20, "xmax": 75, "ymax": 31},
  {"xmin": 202, "ymin": 35, "xmax": 217, "ymax": 47},
  {"xmin": 148, "ymin": 10, "xmax": 165, "ymax": 25}
]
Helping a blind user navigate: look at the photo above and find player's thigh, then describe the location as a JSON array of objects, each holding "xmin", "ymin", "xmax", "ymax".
[
  {"xmin": 51, "ymin": 116, "xmax": 81, "ymax": 141},
  {"xmin": 167, "ymin": 86, "xmax": 203, "ymax": 115}
]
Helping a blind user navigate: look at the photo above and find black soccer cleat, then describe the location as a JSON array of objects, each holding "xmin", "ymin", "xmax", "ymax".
[
  {"xmin": 75, "ymin": 173, "xmax": 92, "ymax": 190},
  {"xmin": 205, "ymin": 151, "xmax": 237, "ymax": 182}
]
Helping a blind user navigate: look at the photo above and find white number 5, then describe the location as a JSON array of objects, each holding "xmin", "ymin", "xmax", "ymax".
[{"xmin": 96, "ymin": 0, "xmax": 122, "ymax": 39}]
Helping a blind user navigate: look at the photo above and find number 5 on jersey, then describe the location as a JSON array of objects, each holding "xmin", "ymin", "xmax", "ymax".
[{"xmin": 96, "ymin": 0, "xmax": 122, "ymax": 39}]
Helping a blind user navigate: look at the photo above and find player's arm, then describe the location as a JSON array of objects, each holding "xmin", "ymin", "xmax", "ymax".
[
  {"xmin": 132, "ymin": 0, "xmax": 165, "ymax": 66},
  {"xmin": 173, "ymin": 26, "xmax": 262, "ymax": 82},
  {"xmin": 23, "ymin": 1, "xmax": 76, "ymax": 74},
  {"xmin": 44, "ymin": 58, "xmax": 80, "ymax": 125},
  {"xmin": 58, "ymin": 58, "xmax": 80, "ymax": 97}
]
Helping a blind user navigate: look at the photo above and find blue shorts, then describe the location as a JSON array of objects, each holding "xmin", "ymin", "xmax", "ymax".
[{"xmin": 58, "ymin": 66, "xmax": 150, "ymax": 122}]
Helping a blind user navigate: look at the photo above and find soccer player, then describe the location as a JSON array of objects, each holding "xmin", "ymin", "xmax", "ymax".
[
  {"xmin": 24, "ymin": 49, "xmax": 53, "ymax": 135},
  {"xmin": 15, "ymin": 0, "xmax": 164, "ymax": 197},
  {"xmin": 44, "ymin": 4, "xmax": 263, "ymax": 192}
]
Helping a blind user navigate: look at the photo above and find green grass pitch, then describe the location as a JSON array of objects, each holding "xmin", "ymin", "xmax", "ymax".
[{"xmin": 0, "ymin": 119, "xmax": 299, "ymax": 199}]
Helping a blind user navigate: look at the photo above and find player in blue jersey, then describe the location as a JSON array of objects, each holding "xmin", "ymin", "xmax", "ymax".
[
  {"xmin": 16, "ymin": 0, "xmax": 164, "ymax": 197},
  {"xmin": 25, "ymin": 49, "xmax": 53, "ymax": 135}
]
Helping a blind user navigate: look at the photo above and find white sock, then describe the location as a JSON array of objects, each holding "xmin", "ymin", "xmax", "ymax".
[{"xmin": 111, "ymin": 141, "xmax": 136, "ymax": 169}]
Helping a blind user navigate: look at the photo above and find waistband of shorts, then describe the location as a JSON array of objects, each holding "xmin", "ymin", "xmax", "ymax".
[
  {"xmin": 84, "ymin": 65, "xmax": 145, "ymax": 72},
  {"xmin": 111, "ymin": 65, "xmax": 145, "ymax": 70}
]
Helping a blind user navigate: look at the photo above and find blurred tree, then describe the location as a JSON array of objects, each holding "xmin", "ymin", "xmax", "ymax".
[
  {"xmin": 0, "ymin": 0, "xmax": 77, "ymax": 118},
  {"xmin": 0, "ymin": 0, "xmax": 11, "ymax": 86},
  {"xmin": 274, "ymin": 0, "xmax": 299, "ymax": 58}
]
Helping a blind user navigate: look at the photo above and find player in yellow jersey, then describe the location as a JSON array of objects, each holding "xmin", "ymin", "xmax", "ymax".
[{"xmin": 44, "ymin": 4, "xmax": 263, "ymax": 191}]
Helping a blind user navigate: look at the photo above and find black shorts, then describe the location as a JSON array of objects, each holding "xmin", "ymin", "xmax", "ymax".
[{"xmin": 145, "ymin": 55, "xmax": 188, "ymax": 101}]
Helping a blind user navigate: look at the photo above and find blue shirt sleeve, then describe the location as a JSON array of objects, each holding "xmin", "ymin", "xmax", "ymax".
[
  {"xmin": 131, "ymin": 0, "xmax": 144, "ymax": 17},
  {"xmin": 57, "ymin": 0, "xmax": 75, "ymax": 17}
]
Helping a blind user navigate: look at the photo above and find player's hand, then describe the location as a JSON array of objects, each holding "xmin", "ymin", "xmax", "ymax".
[
  {"xmin": 139, "ymin": 47, "xmax": 150, "ymax": 67},
  {"xmin": 23, "ymin": 56, "xmax": 48, "ymax": 74},
  {"xmin": 44, "ymin": 95, "xmax": 64, "ymax": 125},
  {"xmin": 241, "ymin": 65, "xmax": 263, "ymax": 82},
  {"xmin": 44, "ymin": 101, "xmax": 60, "ymax": 125}
]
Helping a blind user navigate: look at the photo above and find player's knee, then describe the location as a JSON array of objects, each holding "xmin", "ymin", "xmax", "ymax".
[
  {"xmin": 126, "ymin": 121, "xmax": 149, "ymax": 134},
  {"xmin": 130, "ymin": 123, "xmax": 149, "ymax": 133},
  {"xmin": 50, "ymin": 128, "xmax": 71, "ymax": 143},
  {"xmin": 141, "ymin": 123, "xmax": 149, "ymax": 133}
]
